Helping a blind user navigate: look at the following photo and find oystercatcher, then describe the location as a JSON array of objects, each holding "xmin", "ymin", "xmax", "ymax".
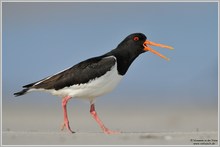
[{"xmin": 14, "ymin": 33, "xmax": 173, "ymax": 134}]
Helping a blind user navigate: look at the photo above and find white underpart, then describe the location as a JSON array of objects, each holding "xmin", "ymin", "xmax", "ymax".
[{"xmin": 31, "ymin": 60, "xmax": 123, "ymax": 102}]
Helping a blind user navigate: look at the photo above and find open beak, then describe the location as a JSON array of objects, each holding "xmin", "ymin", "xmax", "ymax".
[{"xmin": 143, "ymin": 40, "xmax": 174, "ymax": 61}]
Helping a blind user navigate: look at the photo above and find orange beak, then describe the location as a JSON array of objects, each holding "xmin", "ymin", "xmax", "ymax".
[{"xmin": 143, "ymin": 40, "xmax": 174, "ymax": 61}]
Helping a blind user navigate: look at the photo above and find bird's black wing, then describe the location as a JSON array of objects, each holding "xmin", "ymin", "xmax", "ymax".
[{"xmin": 23, "ymin": 56, "xmax": 116, "ymax": 90}]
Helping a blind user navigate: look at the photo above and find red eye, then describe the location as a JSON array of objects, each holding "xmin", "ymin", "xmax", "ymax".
[{"xmin": 133, "ymin": 37, "xmax": 139, "ymax": 41}]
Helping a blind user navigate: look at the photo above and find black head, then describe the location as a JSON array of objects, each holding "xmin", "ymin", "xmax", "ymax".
[
  {"xmin": 117, "ymin": 33, "xmax": 147, "ymax": 55},
  {"xmin": 117, "ymin": 32, "xmax": 174, "ymax": 61},
  {"xmin": 105, "ymin": 33, "xmax": 173, "ymax": 75}
]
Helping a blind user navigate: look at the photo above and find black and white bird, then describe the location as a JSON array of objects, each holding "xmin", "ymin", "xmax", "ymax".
[{"xmin": 14, "ymin": 33, "xmax": 173, "ymax": 134}]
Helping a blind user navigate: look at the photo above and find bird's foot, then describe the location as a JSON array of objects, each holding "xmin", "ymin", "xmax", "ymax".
[
  {"xmin": 61, "ymin": 121, "xmax": 75, "ymax": 133},
  {"xmin": 103, "ymin": 128, "xmax": 121, "ymax": 134}
]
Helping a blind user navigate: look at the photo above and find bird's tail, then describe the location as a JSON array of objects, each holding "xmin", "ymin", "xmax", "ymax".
[{"xmin": 14, "ymin": 88, "xmax": 29, "ymax": 97}]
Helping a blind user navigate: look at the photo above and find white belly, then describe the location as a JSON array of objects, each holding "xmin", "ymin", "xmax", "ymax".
[{"xmin": 43, "ymin": 64, "xmax": 123, "ymax": 100}]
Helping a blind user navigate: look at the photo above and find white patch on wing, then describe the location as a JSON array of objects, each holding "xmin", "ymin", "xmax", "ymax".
[
  {"xmin": 33, "ymin": 76, "xmax": 51, "ymax": 86},
  {"xmin": 31, "ymin": 56, "xmax": 123, "ymax": 101},
  {"xmin": 33, "ymin": 67, "xmax": 72, "ymax": 86}
]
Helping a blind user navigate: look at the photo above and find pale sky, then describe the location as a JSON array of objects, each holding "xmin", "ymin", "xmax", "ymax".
[{"xmin": 3, "ymin": 2, "xmax": 218, "ymax": 107}]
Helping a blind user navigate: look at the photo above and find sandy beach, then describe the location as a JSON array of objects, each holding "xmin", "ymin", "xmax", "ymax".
[
  {"xmin": 2, "ymin": 102, "xmax": 218, "ymax": 145},
  {"xmin": 2, "ymin": 131, "xmax": 218, "ymax": 145}
]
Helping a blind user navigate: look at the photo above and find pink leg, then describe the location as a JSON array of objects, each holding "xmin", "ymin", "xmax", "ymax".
[
  {"xmin": 61, "ymin": 96, "xmax": 74, "ymax": 133},
  {"xmin": 90, "ymin": 103, "xmax": 120, "ymax": 134}
]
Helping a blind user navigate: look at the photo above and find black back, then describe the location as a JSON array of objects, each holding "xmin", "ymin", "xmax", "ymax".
[{"xmin": 24, "ymin": 56, "xmax": 116, "ymax": 90}]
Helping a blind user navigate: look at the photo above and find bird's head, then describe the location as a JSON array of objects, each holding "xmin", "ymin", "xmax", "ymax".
[{"xmin": 118, "ymin": 33, "xmax": 174, "ymax": 61}]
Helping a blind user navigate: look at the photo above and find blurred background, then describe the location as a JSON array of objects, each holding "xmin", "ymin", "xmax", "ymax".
[{"xmin": 2, "ymin": 2, "xmax": 218, "ymax": 138}]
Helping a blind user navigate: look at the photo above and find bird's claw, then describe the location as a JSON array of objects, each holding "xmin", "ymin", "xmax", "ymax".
[
  {"xmin": 103, "ymin": 128, "xmax": 121, "ymax": 134},
  {"xmin": 61, "ymin": 122, "xmax": 75, "ymax": 133}
]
